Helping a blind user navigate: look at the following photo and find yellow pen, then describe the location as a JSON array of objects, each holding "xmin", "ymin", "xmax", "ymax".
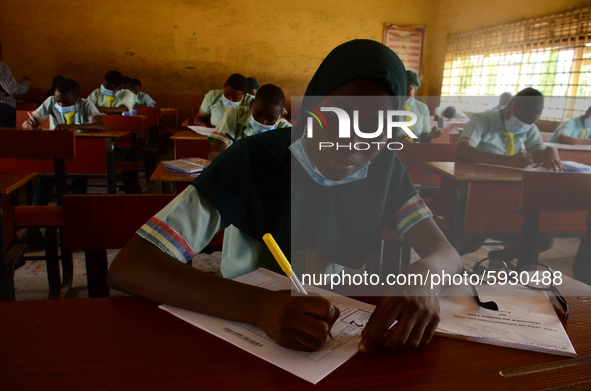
[{"xmin": 262, "ymin": 233, "xmax": 334, "ymax": 340}]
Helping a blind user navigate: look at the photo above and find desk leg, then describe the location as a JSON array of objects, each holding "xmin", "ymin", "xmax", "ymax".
[
  {"xmin": 106, "ymin": 137, "xmax": 116, "ymax": 194},
  {"xmin": 84, "ymin": 250, "xmax": 110, "ymax": 297},
  {"xmin": 0, "ymin": 194, "xmax": 15, "ymax": 301},
  {"xmin": 518, "ymin": 210, "xmax": 540, "ymax": 269},
  {"xmin": 450, "ymin": 182, "xmax": 468, "ymax": 251}
]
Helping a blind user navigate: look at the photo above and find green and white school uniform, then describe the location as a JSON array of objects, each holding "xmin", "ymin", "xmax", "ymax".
[
  {"xmin": 134, "ymin": 92, "xmax": 156, "ymax": 107},
  {"xmin": 399, "ymin": 98, "xmax": 431, "ymax": 141},
  {"xmin": 198, "ymin": 90, "xmax": 251, "ymax": 127},
  {"xmin": 31, "ymin": 97, "xmax": 101, "ymax": 129},
  {"xmin": 550, "ymin": 115, "xmax": 591, "ymax": 142},
  {"xmin": 87, "ymin": 88, "xmax": 135, "ymax": 112}
]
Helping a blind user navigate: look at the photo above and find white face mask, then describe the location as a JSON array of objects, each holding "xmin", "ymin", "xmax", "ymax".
[
  {"xmin": 289, "ymin": 137, "xmax": 369, "ymax": 187},
  {"xmin": 505, "ymin": 115, "xmax": 533, "ymax": 134},
  {"xmin": 248, "ymin": 115, "xmax": 277, "ymax": 134},
  {"xmin": 584, "ymin": 116, "xmax": 591, "ymax": 129},
  {"xmin": 221, "ymin": 94, "xmax": 240, "ymax": 109},
  {"xmin": 100, "ymin": 84, "xmax": 115, "ymax": 97}
]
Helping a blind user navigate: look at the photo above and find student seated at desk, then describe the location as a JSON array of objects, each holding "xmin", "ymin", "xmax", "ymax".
[
  {"xmin": 399, "ymin": 70, "xmax": 442, "ymax": 143},
  {"xmin": 130, "ymin": 78, "xmax": 156, "ymax": 108},
  {"xmin": 550, "ymin": 106, "xmax": 591, "ymax": 145},
  {"xmin": 489, "ymin": 92, "xmax": 513, "ymax": 111},
  {"xmin": 246, "ymin": 77, "xmax": 259, "ymax": 96},
  {"xmin": 108, "ymin": 39, "xmax": 462, "ymax": 353},
  {"xmin": 207, "ymin": 84, "xmax": 291, "ymax": 161},
  {"xmin": 433, "ymin": 106, "xmax": 468, "ymax": 122},
  {"xmin": 121, "ymin": 76, "xmax": 132, "ymax": 91},
  {"xmin": 21, "ymin": 78, "xmax": 105, "ymax": 245},
  {"xmin": 87, "ymin": 70, "xmax": 135, "ymax": 115},
  {"xmin": 454, "ymin": 88, "xmax": 561, "ymax": 262},
  {"xmin": 194, "ymin": 73, "xmax": 250, "ymax": 127}
]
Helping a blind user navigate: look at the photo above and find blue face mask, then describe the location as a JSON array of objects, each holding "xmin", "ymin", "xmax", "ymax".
[
  {"xmin": 221, "ymin": 94, "xmax": 240, "ymax": 109},
  {"xmin": 584, "ymin": 116, "xmax": 591, "ymax": 129},
  {"xmin": 289, "ymin": 137, "xmax": 369, "ymax": 187},
  {"xmin": 247, "ymin": 115, "xmax": 277, "ymax": 134},
  {"xmin": 100, "ymin": 84, "xmax": 115, "ymax": 97},
  {"xmin": 505, "ymin": 115, "xmax": 533, "ymax": 134},
  {"xmin": 54, "ymin": 102, "xmax": 77, "ymax": 114}
]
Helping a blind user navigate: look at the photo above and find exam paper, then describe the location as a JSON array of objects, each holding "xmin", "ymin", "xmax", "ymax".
[
  {"xmin": 188, "ymin": 125, "xmax": 214, "ymax": 136},
  {"xmin": 436, "ymin": 284, "xmax": 576, "ymax": 357},
  {"xmin": 159, "ymin": 268, "xmax": 375, "ymax": 384}
]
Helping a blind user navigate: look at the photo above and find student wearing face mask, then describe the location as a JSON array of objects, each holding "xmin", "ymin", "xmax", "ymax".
[
  {"xmin": 550, "ymin": 106, "xmax": 591, "ymax": 145},
  {"xmin": 399, "ymin": 70, "xmax": 442, "ymax": 143},
  {"xmin": 456, "ymin": 87, "xmax": 562, "ymax": 171},
  {"xmin": 108, "ymin": 40, "xmax": 462, "ymax": 353},
  {"xmin": 21, "ymin": 78, "xmax": 105, "ymax": 246},
  {"xmin": 87, "ymin": 70, "xmax": 135, "ymax": 115},
  {"xmin": 207, "ymin": 84, "xmax": 291, "ymax": 161},
  {"xmin": 194, "ymin": 73, "xmax": 250, "ymax": 127}
]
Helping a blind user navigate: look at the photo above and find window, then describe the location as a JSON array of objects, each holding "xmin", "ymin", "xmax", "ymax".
[{"xmin": 441, "ymin": 8, "xmax": 591, "ymax": 120}]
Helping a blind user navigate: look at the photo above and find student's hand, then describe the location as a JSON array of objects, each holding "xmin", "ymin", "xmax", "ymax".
[
  {"xmin": 535, "ymin": 147, "xmax": 563, "ymax": 172},
  {"xmin": 507, "ymin": 152, "xmax": 534, "ymax": 168},
  {"xmin": 195, "ymin": 120, "xmax": 208, "ymax": 127},
  {"xmin": 429, "ymin": 126, "xmax": 443, "ymax": 138},
  {"xmin": 23, "ymin": 117, "xmax": 39, "ymax": 130},
  {"xmin": 257, "ymin": 290, "xmax": 340, "ymax": 351},
  {"xmin": 21, "ymin": 75, "xmax": 31, "ymax": 83},
  {"xmin": 54, "ymin": 124, "xmax": 77, "ymax": 131},
  {"xmin": 281, "ymin": 108, "xmax": 289, "ymax": 118},
  {"xmin": 360, "ymin": 285, "xmax": 440, "ymax": 351}
]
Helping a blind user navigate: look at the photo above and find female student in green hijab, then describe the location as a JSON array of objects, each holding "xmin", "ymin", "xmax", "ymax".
[{"xmin": 108, "ymin": 40, "xmax": 462, "ymax": 353}]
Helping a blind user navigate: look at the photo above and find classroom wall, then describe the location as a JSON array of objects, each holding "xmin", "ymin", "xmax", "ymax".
[{"xmin": 0, "ymin": 0, "xmax": 433, "ymax": 115}]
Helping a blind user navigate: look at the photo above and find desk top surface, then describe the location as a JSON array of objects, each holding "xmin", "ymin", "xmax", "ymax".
[
  {"xmin": 171, "ymin": 130, "xmax": 208, "ymax": 140},
  {"xmin": 73, "ymin": 129, "xmax": 130, "ymax": 138},
  {"xmin": 425, "ymin": 161, "xmax": 524, "ymax": 182},
  {"xmin": 150, "ymin": 161, "xmax": 201, "ymax": 182},
  {"xmin": 545, "ymin": 142, "xmax": 591, "ymax": 152},
  {"xmin": 0, "ymin": 172, "xmax": 37, "ymax": 194},
  {"xmin": 1, "ymin": 292, "xmax": 590, "ymax": 391}
]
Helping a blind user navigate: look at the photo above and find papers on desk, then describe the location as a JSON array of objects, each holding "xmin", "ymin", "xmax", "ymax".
[
  {"xmin": 474, "ymin": 161, "xmax": 591, "ymax": 173},
  {"xmin": 160, "ymin": 268, "xmax": 375, "ymax": 384},
  {"xmin": 162, "ymin": 158, "xmax": 211, "ymax": 173},
  {"xmin": 436, "ymin": 283, "xmax": 576, "ymax": 357},
  {"xmin": 188, "ymin": 125, "xmax": 214, "ymax": 136},
  {"xmin": 545, "ymin": 142, "xmax": 591, "ymax": 151}
]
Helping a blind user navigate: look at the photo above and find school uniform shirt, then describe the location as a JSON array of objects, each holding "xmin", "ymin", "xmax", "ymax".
[
  {"xmin": 399, "ymin": 98, "xmax": 431, "ymax": 139},
  {"xmin": 458, "ymin": 109, "xmax": 545, "ymax": 155},
  {"xmin": 208, "ymin": 105, "xmax": 292, "ymax": 146},
  {"xmin": 30, "ymin": 97, "xmax": 101, "ymax": 129},
  {"xmin": 198, "ymin": 90, "xmax": 251, "ymax": 127},
  {"xmin": 134, "ymin": 92, "xmax": 156, "ymax": 107},
  {"xmin": 87, "ymin": 88, "xmax": 135, "ymax": 112},
  {"xmin": 550, "ymin": 115, "xmax": 591, "ymax": 142},
  {"xmin": 0, "ymin": 61, "xmax": 30, "ymax": 108}
]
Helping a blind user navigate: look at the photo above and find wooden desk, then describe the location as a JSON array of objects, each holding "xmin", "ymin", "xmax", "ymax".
[
  {"xmin": 1, "ymin": 290, "xmax": 590, "ymax": 390},
  {"xmin": 150, "ymin": 161, "xmax": 200, "ymax": 193},
  {"xmin": 397, "ymin": 144, "xmax": 458, "ymax": 188},
  {"xmin": 171, "ymin": 130, "xmax": 210, "ymax": 160},
  {"xmin": 0, "ymin": 172, "xmax": 37, "ymax": 301},
  {"xmin": 426, "ymin": 162, "xmax": 588, "ymax": 249},
  {"xmin": 545, "ymin": 142, "xmax": 591, "ymax": 165}
]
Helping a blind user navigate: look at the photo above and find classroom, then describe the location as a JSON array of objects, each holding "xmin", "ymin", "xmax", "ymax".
[{"xmin": 1, "ymin": 0, "xmax": 591, "ymax": 389}]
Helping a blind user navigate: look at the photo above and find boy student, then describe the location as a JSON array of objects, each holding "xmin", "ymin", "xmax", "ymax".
[
  {"xmin": 108, "ymin": 40, "xmax": 462, "ymax": 353},
  {"xmin": 454, "ymin": 87, "xmax": 561, "ymax": 261},
  {"xmin": 194, "ymin": 73, "xmax": 249, "ymax": 127},
  {"xmin": 433, "ymin": 105, "xmax": 468, "ymax": 121},
  {"xmin": 130, "ymin": 79, "xmax": 156, "ymax": 108},
  {"xmin": 399, "ymin": 70, "xmax": 442, "ymax": 143},
  {"xmin": 87, "ymin": 70, "xmax": 135, "ymax": 114},
  {"xmin": 207, "ymin": 84, "xmax": 291, "ymax": 160},
  {"xmin": 121, "ymin": 76, "xmax": 132, "ymax": 91},
  {"xmin": 246, "ymin": 77, "xmax": 259, "ymax": 96},
  {"xmin": 22, "ymin": 78, "xmax": 105, "ymax": 245},
  {"xmin": 550, "ymin": 105, "xmax": 591, "ymax": 145}
]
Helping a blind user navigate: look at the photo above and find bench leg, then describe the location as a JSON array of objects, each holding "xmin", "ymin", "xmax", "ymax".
[
  {"xmin": 45, "ymin": 227, "xmax": 61, "ymax": 299},
  {"xmin": 84, "ymin": 250, "xmax": 110, "ymax": 297}
]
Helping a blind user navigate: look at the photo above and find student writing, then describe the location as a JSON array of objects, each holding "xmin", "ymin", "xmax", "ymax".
[
  {"xmin": 399, "ymin": 70, "xmax": 442, "ymax": 143},
  {"xmin": 130, "ymin": 78, "xmax": 156, "ymax": 108},
  {"xmin": 87, "ymin": 70, "xmax": 135, "ymax": 115},
  {"xmin": 194, "ymin": 73, "xmax": 251, "ymax": 127},
  {"xmin": 550, "ymin": 105, "xmax": 591, "ymax": 145}
]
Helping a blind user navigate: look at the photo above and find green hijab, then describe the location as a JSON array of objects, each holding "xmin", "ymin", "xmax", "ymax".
[{"xmin": 193, "ymin": 39, "xmax": 416, "ymax": 269}]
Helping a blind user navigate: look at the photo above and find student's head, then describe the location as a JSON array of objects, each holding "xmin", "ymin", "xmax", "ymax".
[
  {"xmin": 250, "ymin": 84, "xmax": 285, "ymax": 126},
  {"xmin": 247, "ymin": 77, "xmax": 259, "ymax": 96},
  {"xmin": 54, "ymin": 79, "xmax": 81, "ymax": 107},
  {"xmin": 584, "ymin": 106, "xmax": 591, "ymax": 119},
  {"xmin": 52, "ymin": 75, "xmax": 66, "ymax": 88},
  {"xmin": 442, "ymin": 106, "xmax": 457, "ymax": 119},
  {"xmin": 121, "ymin": 76, "xmax": 132, "ymax": 90},
  {"xmin": 130, "ymin": 79, "xmax": 142, "ymax": 95},
  {"xmin": 499, "ymin": 92, "xmax": 512, "ymax": 106},
  {"xmin": 406, "ymin": 70, "xmax": 420, "ymax": 97},
  {"xmin": 102, "ymin": 70, "xmax": 124, "ymax": 92},
  {"xmin": 223, "ymin": 73, "xmax": 248, "ymax": 103},
  {"xmin": 506, "ymin": 87, "xmax": 544, "ymax": 125},
  {"xmin": 302, "ymin": 40, "xmax": 406, "ymax": 181}
]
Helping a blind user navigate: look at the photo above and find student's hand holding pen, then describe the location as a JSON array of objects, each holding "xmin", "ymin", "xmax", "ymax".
[
  {"xmin": 507, "ymin": 152, "xmax": 534, "ymax": 168},
  {"xmin": 257, "ymin": 290, "xmax": 340, "ymax": 351},
  {"xmin": 22, "ymin": 113, "xmax": 40, "ymax": 130},
  {"xmin": 534, "ymin": 146, "xmax": 564, "ymax": 172}
]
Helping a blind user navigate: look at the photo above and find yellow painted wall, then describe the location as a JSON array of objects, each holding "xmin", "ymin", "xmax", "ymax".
[{"xmin": 0, "ymin": 0, "xmax": 433, "ymax": 107}]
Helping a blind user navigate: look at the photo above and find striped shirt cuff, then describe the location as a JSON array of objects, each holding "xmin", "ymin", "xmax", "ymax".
[
  {"xmin": 137, "ymin": 217, "xmax": 197, "ymax": 263},
  {"xmin": 386, "ymin": 194, "xmax": 433, "ymax": 237},
  {"xmin": 198, "ymin": 108, "xmax": 210, "ymax": 118},
  {"xmin": 458, "ymin": 135, "xmax": 476, "ymax": 147},
  {"xmin": 208, "ymin": 131, "xmax": 233, "ymax": 146},
  {"xmin": 527, "ymin": 142, "xmax": 545, "ymax": 154}
]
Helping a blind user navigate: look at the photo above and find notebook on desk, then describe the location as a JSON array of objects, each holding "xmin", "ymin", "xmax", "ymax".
[{"xmin": 163, "ymin": 157, "xmax": 211, "ymax": 173}]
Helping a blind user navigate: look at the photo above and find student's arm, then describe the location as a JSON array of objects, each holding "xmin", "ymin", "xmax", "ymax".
[
  {"xmin": 456, "ymin": 142, "xmax": 533, "ymax": 168},
  {"xmin": 22, "ymin": 98, "xmax": 51, "ymax": 129},
  {"xmin": 95, "ymin": 105, "xmax": 129, "ymax": 114},
  {"xmin": 0, "ymin": 62, "xmax": 30, "ymax": 96},
  {"xmin": 532, "ymin": 146, "xmax": 563, "ymax": 172},
  {"xmin": 195, "ymin": 91, "xmax": 213, "ymax": 127},
  {"xmin": 55, "ymin": 115, "xmax": 106, "ymax": 132},
  {"xmin": 208, "ymin": 140, "xmax": 227, "ymax": 160},
  {"xmin": 359, "ymin": 217, "xmax": 462, "ymax": 351},
  {"xmin": 557, "ymin": 133, "xmax": 591, "ymax": 145},
  {"xmin": 109, "ymin": 235, "xmax": 339, "ymax": 351}
]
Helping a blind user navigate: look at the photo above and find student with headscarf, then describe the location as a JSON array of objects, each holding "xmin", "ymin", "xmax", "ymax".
[{"xmin": 108, "ymin": 40, "xmax": 462, "ymax": 353}]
